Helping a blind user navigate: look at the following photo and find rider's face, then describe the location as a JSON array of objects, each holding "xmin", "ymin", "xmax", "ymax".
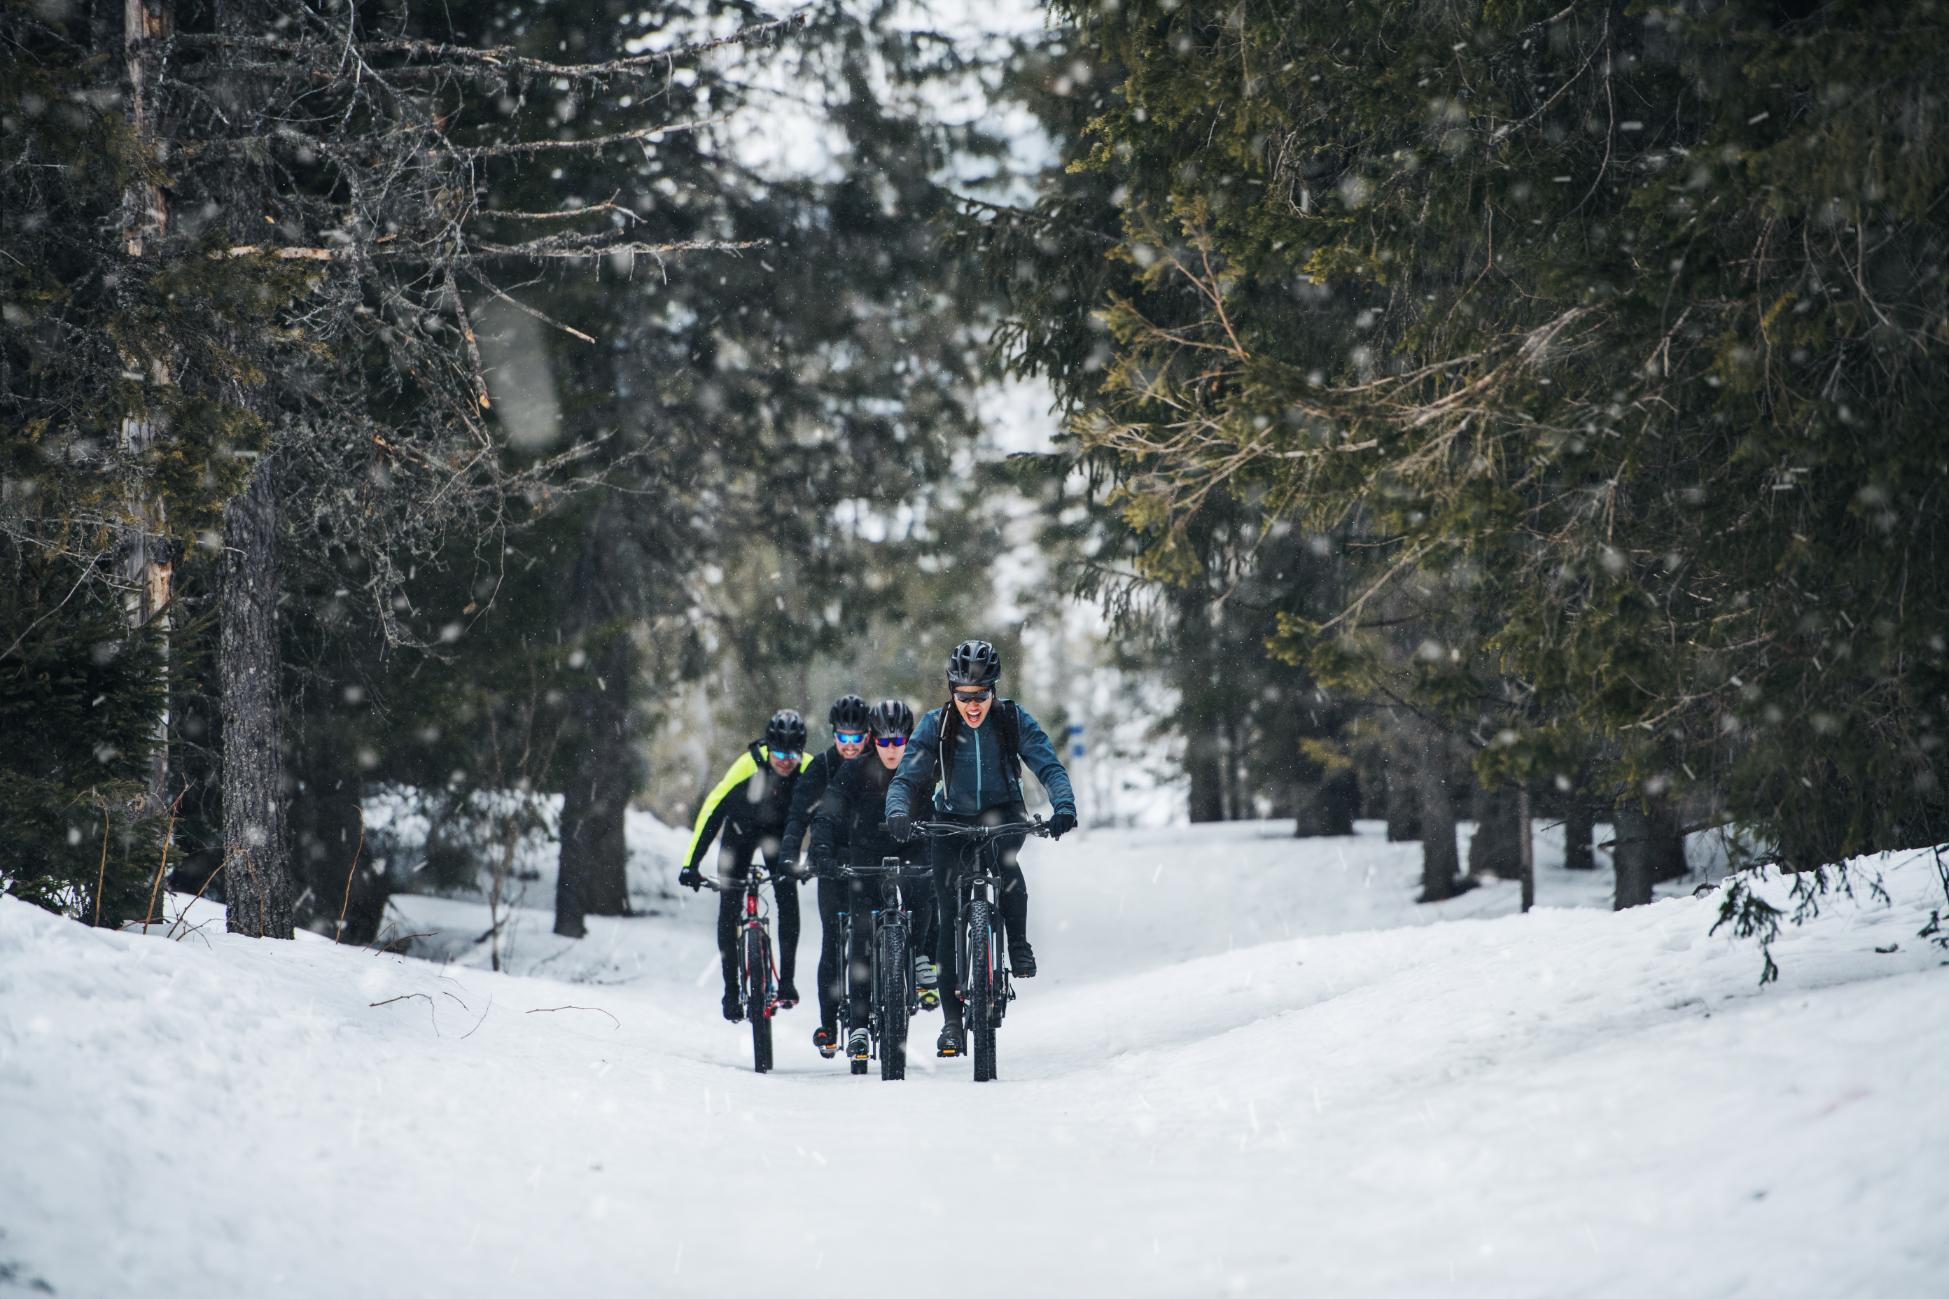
[
  {"xmin": 769, "ymin": 754, "xmax": 797, "ymax": 777},
  {"xmin": 835, "ymin": 736, "xmax": 866, "ymax": 760},
  {"xmin": 875, "ymin": 739, "xmax": 904, "ymax": 770},
  {"xmin": 952, "ymin": 687, "xmax": 992, "ymax": 728}
]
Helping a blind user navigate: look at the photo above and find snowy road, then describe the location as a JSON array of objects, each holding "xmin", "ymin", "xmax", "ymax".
[{"xmin": 2, "ymin": 823, "xmax": 1945, "ymax": 1298}]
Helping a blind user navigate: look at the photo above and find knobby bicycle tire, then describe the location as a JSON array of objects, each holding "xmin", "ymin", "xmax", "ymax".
[
  {"xmin": 879, "ymin": 920, "xmax": 909, "ymax": 1081},
  {"xmin": 745, "ymin": 925, "xmax": 773, "ymax": 1074},
  {"xmin": 967, "ymin": 898, "xmax": 998, "ymax": 1082}
]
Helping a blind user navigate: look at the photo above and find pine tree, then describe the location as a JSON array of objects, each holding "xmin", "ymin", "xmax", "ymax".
[{"xmin": 990, "ymin": 1, "xmax": 1949, "ymax": 944}]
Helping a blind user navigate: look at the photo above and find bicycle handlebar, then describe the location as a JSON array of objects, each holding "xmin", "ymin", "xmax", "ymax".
[
  {"xmin": 833, "ymin": 860, "xmax": 935, "ymax": 880},
  {"xmin": 699, "ymin": 866, "xmax": 785, "ymax": 894},
  {"xmin": 906, "ymin": 818, "xmax": 1052, "ymax": 841}
]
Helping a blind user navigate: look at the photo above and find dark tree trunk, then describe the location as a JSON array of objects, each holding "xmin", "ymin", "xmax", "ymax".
[
  {"xmin": 553, "ymin": 769, "xmax": 590, "ymax": 939},
  {"xmin": 558, "ymin": 631, "xmax": 634, "ymax": 921},
  {"xmin": 1516, "ymin": 787, "xmax": 1535, "ymax": 913},
  {"xmin": 1649, "ymin": 799, "xmax": 1689, "ymax": 883},
  {"xmin": 1613, "ymin": 804, "xmax": 1657, "ymax": 910},
  {"xmin": 1219, "ymin": 709, "xmax": 1242, "ymax": 819},
  {"xmin": 290, "ymin": 739, "xmax": 388, "ymax": 944},
  {"xmin": 1295, "ymin": 767, "xmax": 1359, "ymax": 837},
  {"xmin": 554, "ymin": 519, "xmax": 634, "ymax": 938},
  {"xmin": 1564, "ymin": 796, "xmax": 1596, "ymax": 870},
  {"xmin": 1383, "ymin": 737, "xmax": 1421, "ymax": 841},
  {"xmin": 1186, "ymin": 732, "xmax": 1226, "ymax": 823},
  {"xmin": 1416, "ymin": 728, "xmax": 1465, "ymax": 902},
  {"xmin": 1468, "ymin": 784, "xmax": 1524, "ymax": 880},
  {"xmin": 219, "ymin": 460, "xmax": 292, "ymax": 938}
]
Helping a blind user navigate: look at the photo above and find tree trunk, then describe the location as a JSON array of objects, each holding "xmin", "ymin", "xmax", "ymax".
[
  {"xmin": 1613, "ymin": 804, "xmax": 1657, "ymax": 910},
  {"xmin": 554, "ymin": 519, "xmax": 634, "ymax": 937},
  {"xmin": 558, "ymin": 632, "xmax": 634, "ymax": 920},
  {"xmin": 1517, "ymin": 787, "xmax": 1534, "ymax": 913},
  {"xmin": 1295, "ymin": 767, "xmax": 1359, "ymax": 837},
  {"xmin": 1186, "ymin": 731, "xmax": 1226, "ymax": 823},
  {"xmin": 120, "ymin": 0, "xmax": 175, "ymax": 813},
  {"xmin": 220, "ymin": 459, "xmax": 292, "ymax": 938},
  {"xmin": 553, "ymin": 768, "xmax": 590, "ymax": 939},
  {"xmin": 290, "ymin": 739, "xmax": 388, "ymax": 944},
  {"xmin": 1416, "ymin": 728, "xmax": 1464, "ymax": 903},
  {"xmin": 1383, "ymin": 736, "xmax": 1421, "ymax": 841},
  {"xmin": 1649, "ymin": 799, "xmax": 1689, "ymax": 883},
  {"xmin": 1564, "ymin": 796, "xmax": 1595, "ymax": 870},
  {"xmin": 1468, "ymin": 784, "xmax": 1524, "ymax": 880}
]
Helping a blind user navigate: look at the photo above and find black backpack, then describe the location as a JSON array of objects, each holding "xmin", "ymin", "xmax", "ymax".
[{"xmin": 934, "ymin": 699, "xmax": 1023, "ymax": 806}]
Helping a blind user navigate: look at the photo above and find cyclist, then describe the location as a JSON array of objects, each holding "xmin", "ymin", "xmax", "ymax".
[
  {"xmin": 884, "ymin": 639, "xmax": 1077, "ymax": 1057},
  {"xmin": 678, "ymin": 708, "xmax": 811, "ymax": 1021},
  {"xmin": 777, "ymin": 692, "xmax": 872, "ymax": 1058},
  {"xmin": 809, "ymin": 698, "xmax": 936, "ymax": 1066}
]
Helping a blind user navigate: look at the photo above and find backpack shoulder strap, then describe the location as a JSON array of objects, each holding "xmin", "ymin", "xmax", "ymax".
[{"xmin": 999, "ymin": 701, "xmax": 1022, "ymax": 777}]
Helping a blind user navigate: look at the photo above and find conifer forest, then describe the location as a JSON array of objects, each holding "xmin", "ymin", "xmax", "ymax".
[{"xmin": 3, "ymin": 3, "xmax": 1946, "ymax": 1297}]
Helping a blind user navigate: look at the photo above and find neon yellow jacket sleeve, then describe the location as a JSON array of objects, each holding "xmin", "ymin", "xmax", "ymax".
[{"xmin": 684, "ymin": 750, "xmax": 761, "ymax": 873}]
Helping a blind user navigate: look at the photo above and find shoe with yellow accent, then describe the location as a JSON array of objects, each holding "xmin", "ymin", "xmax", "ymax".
[
  {"xmin": 914, "ymin": 954, "xmax": 940, "ymax": 1010},
  {"xmin": 936, "ymin": 1021, "xmax": 963, "ymax": 1058}
]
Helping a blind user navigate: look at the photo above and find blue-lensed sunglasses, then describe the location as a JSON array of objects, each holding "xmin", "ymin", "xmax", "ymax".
[
  {"xmin": 875, "ymin": 735, "xmax": 908, "ymax": 749},
  {"xmin": 835, "ymin": 731, "xmax": 867, "ymax": 745}
]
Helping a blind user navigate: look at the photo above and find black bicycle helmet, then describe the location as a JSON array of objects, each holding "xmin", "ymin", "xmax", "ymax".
[
  {"xmin": 828, "ymin": 693, "xmax": 871, "ymax": 733},
  {"xmin": 869, "ymin": 698, "xmax": 915, "ymax": 738},
  {"xmin": 764, "ymin": 708, "xmax": 808, "ymax": 753},
  {"xmin": 945, "ymin": 638, "xmax": 1002, "ymax": 686}
]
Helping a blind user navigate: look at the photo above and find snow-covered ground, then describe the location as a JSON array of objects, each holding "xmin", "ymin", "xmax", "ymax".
[{"xmin": 2, "ymin": 820, "xmax": 1944, "ymax": 1298}]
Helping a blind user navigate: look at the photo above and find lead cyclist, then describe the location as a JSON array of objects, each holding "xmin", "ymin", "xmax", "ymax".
[{"xmin": 884, "ymin": 639, "xmax": 1077, "ymax": 1057}]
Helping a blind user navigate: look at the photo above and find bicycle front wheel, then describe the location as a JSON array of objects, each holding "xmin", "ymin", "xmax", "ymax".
[
  {"xmin": 967, "ymin": 899, "xmax": 998, "ymax": 1082},
  {"xmin": 744, "ymin": 925, "xmax": 773, "ymax": 1074},
  {"xmin": 878, "ymin": 921, "xmax": 909, "ymax": 1081}
]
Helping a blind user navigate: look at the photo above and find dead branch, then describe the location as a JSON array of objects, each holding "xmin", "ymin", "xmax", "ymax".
[
  {"xmin": 141, "ymin": 788, "xmax": 188, "ymax": 934},
  {"xmin": 166, "ymin": 861, "xmax": 227, "ymax": 939},
  {"xmin": 166, "ymin": 11, "xmax": 809, "ymax": 85},
  {"xmin": 464, "ymin": 268, "xmax": 595, "ymax": 345},
  {"xmin": 90, "ymin": 795, "xmax": 110, "ymax": 929},
  {"xmin": 526, "ymin": 1005, "xmax": 621, "ymax": 1029},
  {"xmin": 451, "ymin": 116, "xmax": 725, "ymax": 159},
  {"xmin": 369, "ymin": 991, "xmax": 440, "ymax": 1034},
  {"xmin": 333, "ymin": 804, "xmax": 365, "ymax": 943}
]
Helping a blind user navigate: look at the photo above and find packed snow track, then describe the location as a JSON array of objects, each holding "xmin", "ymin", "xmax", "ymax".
[{"xmin": 2, "ymin": 822, "xmax": 1944, "ymax": 1298}]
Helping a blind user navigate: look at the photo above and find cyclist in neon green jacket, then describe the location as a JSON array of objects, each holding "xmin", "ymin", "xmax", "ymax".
[{"xmin": 679, "ymin": 709, "xmax": 811, "ymax": 1021}]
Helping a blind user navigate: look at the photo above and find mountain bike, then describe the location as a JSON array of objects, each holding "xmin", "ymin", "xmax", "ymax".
[
  {"xmin": 910, "ymin": 818, "xmax": 1053, "ymax": 1082},
  {"xmin": 702, "ymin": 865, "xmax": 784, "ymax": 1073},
  {"xmin": 831, "ymin": 858, "xmax": 934, "ymax": 1080}
]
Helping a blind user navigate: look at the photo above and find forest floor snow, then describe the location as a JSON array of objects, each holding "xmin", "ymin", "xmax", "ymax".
[{"xmin": 1, "ymin": 819, "xmax": 1945, "ymax": 1298}]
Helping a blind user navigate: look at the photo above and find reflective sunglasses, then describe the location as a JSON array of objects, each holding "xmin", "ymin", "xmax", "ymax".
[
  {"xmin": 874, "ymin": 735, "xmax": 908, "ymax": 748},
  {"xmin": 834, "ymin": 731, "xmax": 866, "ymax": 745},
  {"xmin": 952, "ymin": 687, "xmax": 994, "ymax": 704},
  {"xmin": 770, "ymin": 750, "xmax": 801, "ymax": 763}
]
